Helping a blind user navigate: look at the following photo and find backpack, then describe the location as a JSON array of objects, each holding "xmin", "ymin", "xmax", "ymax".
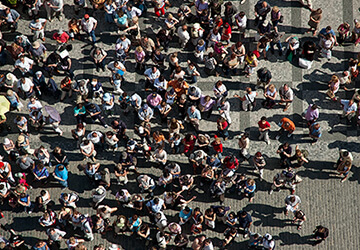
[{"xmin": 301, "ymin": 150, "xmax": 309, "ymax": 158}]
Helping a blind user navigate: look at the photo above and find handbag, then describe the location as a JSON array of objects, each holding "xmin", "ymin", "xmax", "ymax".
[
  {"xmin": 326, "ymin": 89, "xmax": 335, "ymax": 99},
  {"xmin": 279, "ymin": 15, "xmax": 284, "ymax": 23}
]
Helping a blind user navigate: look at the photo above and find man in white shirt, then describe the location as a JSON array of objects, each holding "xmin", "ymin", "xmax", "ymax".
[
  {"xmin": 235, "ymin": 11, "xmax": 247, "ymax": 37},
  {"xmin": 17, "ymin": 77, "xmax": 34, "ymax": 99},
  {"xmin": 15, "ymin": 56, "xmax": 34, "ymax": 76},
  {"xmin": 144, "ymin": 66, "xmax": 160, "ymax": 90},
  {"xmin": 125, "ymin": 4, "xmax": 142, "ymax": 19},
  {"xmin": 116, "ymin": 35, "xmax": 131, "ymax": 54},
  {"xmin": 29, "ymin": 17, "xmax": 47, "ymax": 41},
  {"xmin": 177, "ymin": 25, "xmax": 190, "ymax": 48},
  {"xmin": 87, "ymin": 131, "xmax": 104, "ymax": 146},
  {"xmin": 81, "ymin": 14, "xmax": 98, "ymax": 44}
]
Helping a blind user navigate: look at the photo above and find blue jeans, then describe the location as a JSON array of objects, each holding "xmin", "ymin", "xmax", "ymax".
[
  {"xmin": 218, "ymin": 127, "xmax": 229, "ymax": 139},
  {"xmin": 59, "ymin": 180, "xmax": 68, "ymax": 188},
  {"xmin": 87, "ymin": 30, "xmax": 97, "ymax": 43},
  {"xmin": 270, "ymin": 41, "xmax": 283, "ymax": 53},
  {"xmin": 105, "ymin": 13, "xmax": 114, "ymax": 23}
]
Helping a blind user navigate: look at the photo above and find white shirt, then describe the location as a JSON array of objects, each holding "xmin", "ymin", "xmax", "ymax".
[
  {"xmin": 87, "ymin": 131, "xmax": 103, "ymax": 144},
  {"xmin": 177, "ymin": 26, "xmax": 190, "ymax": 41},
  {"xmin": 81, "ymin": 17, "xmax": 97, "ymax": 33},
  {"xmin": 17, "ymin": 78, "xmax": 34, "ymax": 92},
  {"xmin": 235, "ymin": 14, "xmax": 247, "ymax": 28},
  {"xmin": 29, "ymin": 18, "xmax": 47, "ymax": 30},
  {"xmin": 15, "ymin": 57, "xmax": 34, "ymax": 72},
  {"xmin": 0, "ymin": 182, "xmax": 10, "ymax": 195},
  {"xmin": 25, "ymin": 100, "xmax": 42, "ymax": 110},
  {"xmin": 116, "ymin": 38, "xmax": 131, "ymax": 50}
]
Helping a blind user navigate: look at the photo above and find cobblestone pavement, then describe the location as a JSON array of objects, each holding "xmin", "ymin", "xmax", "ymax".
[{"xmin": 0, "ymin": 0, "xmax": 360, "ymax": 249}]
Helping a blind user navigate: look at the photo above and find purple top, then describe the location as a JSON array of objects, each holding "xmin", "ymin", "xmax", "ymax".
[
  {"xmin": 305, "ymin": 104, "xmax": 319, "ymax": 121},
  {"xmin": 199, "ymin": 95, "xmax": 216, "ymax": 112}
]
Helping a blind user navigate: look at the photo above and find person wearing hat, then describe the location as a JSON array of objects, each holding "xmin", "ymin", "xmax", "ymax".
[
  {"xmin": 29, "ymin": 17, "xmax": 47, "ymax": 42},
  {"xmin": 81, "ymin": 14, "xmax": 98, "ymax": 44},
  {"xmin": 138, "ymin": 104, "xmax": 154, "ymax": 123},
  {"xmin": 92, "ymin": 185, "xmax": 107, "ymax": 208},
  {"xmin": 146, "ymin": 92, "xmax": 162, "ymax": 108},
  {"xmin": 262, "ymin": 233, "xmax": 275, "ymax": 249},
  {"xmin": 284, "ymin": 34, "xmax": 300, "ymax": 59},
  {"xmin": 52, "ymin": 29, "xmax": 69, "ymax": 44},
  {"xmin": 29, "ymin": 41, "xmax": 47, "ymax": 64},
  {"xmin": 2, "ymin": 73, "xmax": 18, "ymax": 90}
]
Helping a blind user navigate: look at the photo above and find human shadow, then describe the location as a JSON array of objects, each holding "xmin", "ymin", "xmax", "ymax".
[{"xmin": 278, "ymin": 232, "xmax": 314, "ymax": 246}]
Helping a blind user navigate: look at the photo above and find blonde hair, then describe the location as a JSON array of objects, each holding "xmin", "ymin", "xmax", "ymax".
[
  {"xmin": 268, "ymin": 84, "xmax": 275, "ymax": 91},
  {"xmin": 331, "ymin": 75, "xmax": 339, "ymax": 81},
  {"xmin": 167, "ymin": 13, "xmax": 173, "ymax": 20},
  {"xmin": 273, "ymin": 6, "xmax": 279, "ymax": 12},
  {"xmin": 136, "ymin": 46, "xmax": 143, "ymax": 52},
  {"xmin": 198, "ymin": 39, "xmax": 205, "ymax": 46}
]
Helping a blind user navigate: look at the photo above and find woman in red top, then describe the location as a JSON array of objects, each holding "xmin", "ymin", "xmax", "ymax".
[
  {"xmin": 217, "ymin": 117, "xmax": 229, "ymax": 140},
  {"xmin": 211, "ymin": 136, "xmax": 223, "ymax": 159},
  {"xmin": 221, "ymin": 23, "xmax": 232, "ymax": 45},
  {"xmin": 182, "ymin": 133, "xmax": 196, "ymax": 155},
  {"xmin": 258, "ymin": 116, "xmax": 271, "ymax": 144}
]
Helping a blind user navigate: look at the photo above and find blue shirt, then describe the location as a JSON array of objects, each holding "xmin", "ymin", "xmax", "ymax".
[
  {"xmin": 54, "ymin": 164, "xmax": 68, "ymax": 181},
  {"xmin": 187, "ymin": 107, "xmax": 201, "ymax": 120},
  {"xmin": 319, "ymin": 28, "xmax": 336, "ymax": 37},
  {"xmin": 179, "ymin": 208, "xmax": 192, "ymax": 220},
  {"xmin": 237, "ymin": 212, "xmax": 252, "ymax": 228},
  {"xmin": 33, "ymin": 166, "xmax": 49, "ymax": 178}
]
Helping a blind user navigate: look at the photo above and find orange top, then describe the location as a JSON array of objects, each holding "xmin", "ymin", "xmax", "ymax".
[{"xmin": 280, "ymin": 117, "xmax": 295, "ymax": 131}]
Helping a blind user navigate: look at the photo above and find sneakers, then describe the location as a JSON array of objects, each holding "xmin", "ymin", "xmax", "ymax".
[
  {"xmin": 266, "ymin": 140, "xmax": 270, "ymax": 145},
  {"xmin": 287, "ymin": 133, "xmax": 293, "ymax": 138},
  {"xmin": 269, "ymin": 190, "xmax": 273, "ymax": 195},
  {"xmin": 275, "ymin": 135, "xmax": 281, "ymax": 140},
  {"xmin": 240, "ymin": 0, "xmax": 246, "ymax": 3}
]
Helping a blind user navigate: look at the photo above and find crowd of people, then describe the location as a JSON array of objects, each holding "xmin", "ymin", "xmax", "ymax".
[{"xmin": 0, "ymin": 0, "xmax": 357, "ymax": 249}]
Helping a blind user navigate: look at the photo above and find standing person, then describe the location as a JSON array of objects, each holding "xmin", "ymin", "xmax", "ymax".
[
  {"xmin": 53, "ymin": 164, "xmax": 68, "ymax": 189},
  {"xmin": 44, "ymin": 0, "xmax": 64, "ymax": 21},
  {"xmin": 311, "ymin": 225, "xmax": 329, "ymax": 245},
  {"xmin": 237, "ymin": 210, "xmax": 252, "ymax": 238},
  {"xmin": 262, "ymin": 233, "xmax": 275, "ymax": 250},
  {"xmin": 309, "ymin": 122, "xmax": 321, "ymax": 144},
  {"xmin": 258, "ymin": 116, "xmax": 270, "ymax": 144},
  {"xmin": 81, "ymin": 14, "xmax": 98, "ymax": 44},
  {"xmin": 253, "ymin": 152, "xmax": 266, "ymax": 179},
  {"xmin": 293, "ymin": 210, "xmax": 306, "ymax": 230},
  {"xmin": 254, "ymin": 0, "xmax": 271, "ymax": 25},
  {"xmin": 256, "ymin": 67, "xmax": 272, "ymax": 90},
  {"xmin": 306, "ymin": 8, "xmax": 322, "ymax": 36},
  {"xmin": 304, "ymin": 104, "xmax": 319, "ymax": 126},
  {"xmin": 271, "ymin": 6, "xmax": 281, "ymax": 33},
  {"xmin": 185, "ymin": 105, "xmax": 201, "ymax": 132},
  {"xmin": 284, "ymin": 194, "xmax": 301, "ymax": 216},
  {"xmin": 234, "ymin": 87, "xmax": 258, "ymax": 112},
  {"xmin": 29, "ymin": 17, "xmax": 47, "ymax": 42},
  {"xmin": 238, "ymin": 132, "xmax": 250, "ymax": 161},
  {"xmin": 90, "ymin": 47, "xmax": 107, "ymax": 72},
  {"xmin": 244, "ymin": 51, "xmax": 258, "ymax": 77},
  {"xmin": 276, "ymin": 117, "xmax": 295, "ymax": 139},
  {"xmin": 278, "ymin": 84, "xmax": 294, "ymax": 111}
]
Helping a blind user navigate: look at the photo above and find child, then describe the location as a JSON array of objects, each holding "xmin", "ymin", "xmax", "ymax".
[{"xmin": 195, "ymin": 39, "xmax": 206, "ymax": 62}]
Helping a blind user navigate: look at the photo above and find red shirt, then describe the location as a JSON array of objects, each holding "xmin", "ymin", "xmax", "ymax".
[
  {"xmin": 211, "ymin": 141, "xmax": 223, "ymax": 153},
  {"xmin": 52, "ymin": 32, "xmax": 70, "ymax": 43},
  {"xmin": 258, "ymin": 120, "xmax": 270, "ymax": 129}
]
